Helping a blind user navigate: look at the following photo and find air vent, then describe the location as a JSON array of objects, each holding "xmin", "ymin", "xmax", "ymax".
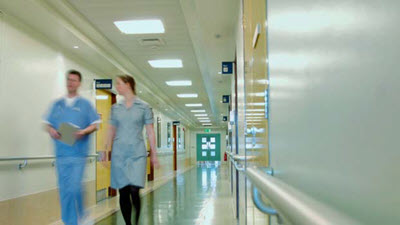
[{"xmin": 139, "ymin": 38, "xmax": 165, "ymax": 47}]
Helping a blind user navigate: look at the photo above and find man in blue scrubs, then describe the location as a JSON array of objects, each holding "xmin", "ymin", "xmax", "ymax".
[{"xmin": 44, "ymin": 70, "xmax": 100, "ymax": 225}]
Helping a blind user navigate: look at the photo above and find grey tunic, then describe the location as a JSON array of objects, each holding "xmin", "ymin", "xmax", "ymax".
[{"xmin": 110, "ymin": 98, "xmax": 153, "ymax": 189}]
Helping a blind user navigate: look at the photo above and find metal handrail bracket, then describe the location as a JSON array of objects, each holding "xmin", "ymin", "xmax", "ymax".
[
  {"xmin": 245, "ymin": 167, "xmax": 360, "ymax": 225},
  {"xmin": 230, "ymin": 158, "xmax": 245, "ymax": 171},
  {"xmin": 252, "ymin": 184, "xmax": 282, "ymax": 224}
]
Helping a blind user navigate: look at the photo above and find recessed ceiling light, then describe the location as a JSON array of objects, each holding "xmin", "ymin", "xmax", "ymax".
[
  {"xmin": 197, "ymin": 117, "xmax": 209, "ymax": 120},
  {"xmin": 148, "ymin": 59, "xmax": 182, "ymax": 68},
  {"xmin": 177, "ymin": 93, "xmax": 198, "ymax": 98},
  {"xmin": 114, "ymin": 19, "xmax": 165, "ymax": 34},
  {"xmin": 166, "ymin": 80, "xmax": 192, "ymax": 86},
  {"xmin": 247, "ymin": 113, "xmax": 264, "ymax": 116},
  {"xmin": 191, "ymin": 109, "xmax": 205, "ymax": 113},
  {"xmin": 203, "ymin": 123, "xmax": 212, "ymax": 126},
  {"xmin": 249, "ymin": 92, "xmax": 265, "ymax": 97},
  {"xmin": 185, "ymin": 104, "xmax": 202, "ymax": 107},
  {"xmin": 73, "ymin": 46, "xmax": 79, "ymax": 49},
  {"xmin": 246, "ymin": 109, "xmax": 265, "ymax": 112},
  {"xmin": 248, "ymin": 102, "xmax": 265, "ymax": 106},
  {"xmin": 194, "ymin": 114, "xmax": 207, "ymax": 117},
  {"xmin": 200, "ymin": 120, "xmax": 211, "ymax": 123}
]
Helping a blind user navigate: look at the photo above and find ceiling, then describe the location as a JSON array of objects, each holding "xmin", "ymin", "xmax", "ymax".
[{"xmin": 0, "ymin": 0, "xmax": 238, "ymax": 128}]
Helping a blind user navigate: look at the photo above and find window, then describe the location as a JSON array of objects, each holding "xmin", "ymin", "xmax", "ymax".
[
  {"xmin": 157, "ymin": 117, "xmax": 161, "ymax": 148},
  {"xmin": 178, "ymin": 127, "xmax": 181, "ymax": 149},
  {"xmin": 167, "ymin": 122, "xmax": 171, "ymax": 148}
]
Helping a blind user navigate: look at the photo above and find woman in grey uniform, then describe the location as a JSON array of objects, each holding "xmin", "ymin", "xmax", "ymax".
[{"xmin": 106, "ymin": 75, "xmax": 159, "ymax": 225}]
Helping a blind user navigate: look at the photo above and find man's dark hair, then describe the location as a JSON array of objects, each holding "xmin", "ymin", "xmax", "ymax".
[{"xmin": 66, "ymin": 70, "xmax": 82, "ymax": 81}]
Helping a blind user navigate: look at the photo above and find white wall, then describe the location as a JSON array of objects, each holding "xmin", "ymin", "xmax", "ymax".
[
  {"xmin": 151, "ymin": 109, "xmax": 187, "ymax": 154},
  {"xmin": 0, "ymin": 12, "xmax": 103, "ymax": 201},
  {"xmin": 268, "ymin": 0, "xmax": 400, "ymax": 224},
  {"xmin": 0, "ymin": 11, "xmax": 192, "ymax": 202}
]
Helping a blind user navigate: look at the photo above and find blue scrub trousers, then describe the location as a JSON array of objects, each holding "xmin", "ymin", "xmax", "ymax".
[{"xmin": 56, "ymin": 157, "xmax": 86, "ymax": 225}]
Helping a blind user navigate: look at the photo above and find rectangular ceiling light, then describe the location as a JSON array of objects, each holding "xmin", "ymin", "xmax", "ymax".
[
  {"xmin": 246, "ymin": 109, "xmax": 265, "ymax": 112},
  {"xmin": 197, "ymin": 117, "xmax": 209, "ymax": 120},
  {"xmin": 177, "ymin": 93, "xmax": 198, "ymax": 98},
  {"xmin": 191, "ymin": 109, "xmax": 205, "ymax": 113},
  {"xmin": 148, "ymin": 59, "xmax": 182, "ymax": 68},
  {"xmin": 166, "ymin": 80, "xmax": 192, "ymax": 86},
  {"xmin": 203, "ymin": 123, "xmax": 212, "ymax": 126},
  {"xmin": 248, "ymin": 102, "xmax": 265, "ymax": 106},
  {"xmin": 199, "ymin": 120, "xmax": 211, "ymax": 122},
  {"xmin": 114, "ymin": 19, "xmax": 165, "ymax": 34},
  {"xmin": 249, "ymin": 92, "xmax": 265, "ymax": 97},
  {"xmin": 247, "ymin": 117, "xmax": 264, "ymax": 119},
  {"xmin": 185, "ymin": 104, "xmax": 202, "ymax": 107},
  {"xmin": 247, "ymin": 113, "xmax": 264, "ymax": 116},
  {"xmin": 194, "ymin": 114, "xmax": 207, "ymax": 117}
]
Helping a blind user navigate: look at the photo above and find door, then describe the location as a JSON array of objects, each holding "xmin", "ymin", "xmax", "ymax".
[
  {"xmin": 196, "ymin": 134, "xmax": 221, "ymax": 161},
  {"xmin": 95, "ymin": 89, "xmax": 116, "ymax": 201}
]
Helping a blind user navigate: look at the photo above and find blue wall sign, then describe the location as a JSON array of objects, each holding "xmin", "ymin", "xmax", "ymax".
[
  {"xmin": 222, "ymin": 62, "xmax": 233, "ymax": 74},
  {"xmin": 173, "ymin": 121, "xmax": 180, "ymax": 126},
  {"xmin": 95, "ymin": 79, "xmax": 112, "ymax": 89},
  {"xmin": 222, "ymin": 95, "xmax": 230, "ymax": 103}
]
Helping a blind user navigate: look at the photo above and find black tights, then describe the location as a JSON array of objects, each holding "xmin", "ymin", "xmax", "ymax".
[{"xmin": 119, "ymin": 185, "xmax": 141, "ymax": 225}]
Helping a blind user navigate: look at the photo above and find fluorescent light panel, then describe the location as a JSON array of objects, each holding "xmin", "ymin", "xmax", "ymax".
[
  {"xmin": 203, "ymin": 123, "xmax": 212, "ymax": 126},
  {"xmin": 191, "ymin": 109, "xmax": 205, "ymax": 113},
  {"xmin": 166, "ymin": 80, "xmax": 192, "ymax": 86},
  {"xmin": 249, "ymin": 92, "xmax": 265, "ymax": 97},
  {"xmin": 148, "ymin": 59, "xmax": 182, "ymax": 68},
  {"xmin": 194, "ymin": 114, "xmax": 207, "ymax": 117},
  {"xmin": 247, "ymin": 109, "xmax": 265, "ymax": 112},
  {"xmin": 197, "ymin": 117, "xmax": 209, "ymax": 120},
  {"xmin": 114, "ymin": 19, "xmax": 165, "ymax": 34},
  {"xmin": 185, "ymin": 104, "xmax": 202, "ymax": 107},
  {"xmin": 248, "ymin": 102, "xmax": 265, "ymax": 106},
  {"xmin": 199, "ymin": 120, "xmax": 211, "ymax": 122},
  {"xmin": 177, "ymin": 93, "xmax": 198, "ymax": 98}
]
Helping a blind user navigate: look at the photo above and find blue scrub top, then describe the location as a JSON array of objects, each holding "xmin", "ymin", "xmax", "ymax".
[{"xmin": 45, "ymin": 97, "xmax": 99, "ymax": 157}]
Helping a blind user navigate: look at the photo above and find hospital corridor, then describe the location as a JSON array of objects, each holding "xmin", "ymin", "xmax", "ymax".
[{"xmin": 1, "ymin": 0, "xmax": 400, "ymax": 225}]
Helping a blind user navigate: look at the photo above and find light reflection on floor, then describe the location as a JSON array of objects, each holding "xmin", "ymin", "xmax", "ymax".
[{"xmin": 96, "ymin": 163, "xmax": 236, "ymax": 225}]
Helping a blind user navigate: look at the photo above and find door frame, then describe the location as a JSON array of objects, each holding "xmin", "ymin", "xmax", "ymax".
[
  {"xmin": 95, "ymin": 89, "xmax": 117, "ymax": 202},
  {"xmin": 173, "ymin": 125, "xmax": 177, "ymax": 171}
]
